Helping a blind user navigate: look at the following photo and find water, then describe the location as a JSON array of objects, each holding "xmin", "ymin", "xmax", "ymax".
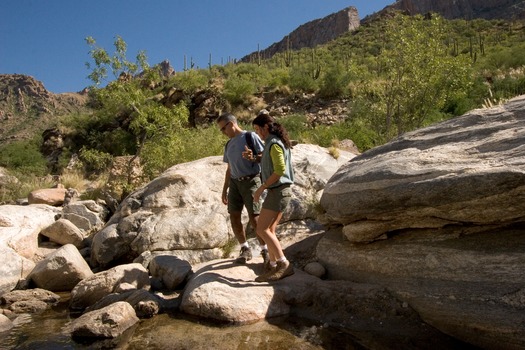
[
  {"xmin": 0, "ymin": 295, "xmax": 476, "ymax": 349},
  {"xmin": 0, "ymin": 305, "xmax": 363, "ymax": 350}
]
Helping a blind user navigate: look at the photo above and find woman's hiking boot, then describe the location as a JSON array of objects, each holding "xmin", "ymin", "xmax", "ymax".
[{"xmin": 255, "ymin": 259, "xmax": 294, "ymax": 282}]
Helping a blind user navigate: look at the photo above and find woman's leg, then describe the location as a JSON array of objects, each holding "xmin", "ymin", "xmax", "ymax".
[{"xmin": 256, "ymin": 208, "xmax": 284, "ymax": 261}]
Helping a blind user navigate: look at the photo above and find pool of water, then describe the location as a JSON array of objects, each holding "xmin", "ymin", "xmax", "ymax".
[
  {"xmin": 0, "ymin": 304, "xmax": 366, "ymax": 350},
  {"xmin": 0, "ymin": 298, "xmax": 477, "ymax": 349}
]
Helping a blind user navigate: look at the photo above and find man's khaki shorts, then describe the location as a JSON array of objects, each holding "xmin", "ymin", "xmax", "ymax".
[{"xmin": 228, "ymin": 176, "xmax": 262, "ymax": 214}]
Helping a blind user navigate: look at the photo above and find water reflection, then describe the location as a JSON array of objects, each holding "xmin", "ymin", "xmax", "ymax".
[{"xmin": 0, "ymin": 306, "xmax": 362, "ymax": 350}]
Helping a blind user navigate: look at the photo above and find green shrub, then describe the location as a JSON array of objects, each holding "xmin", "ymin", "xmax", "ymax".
[
  {"xmin": 171, "ymin": 69, "xmax": 210, "ymax": 94},
  {"xmin": 222, "ymin": 75, "xmax": 257, "ymax": 107},
  {"xmin": 0, "ymin": 172, "xmax": 55, "ymax": 204},
  {"xmin": 79, "ymin": 147, "xmax": 113, "ymax": 172},
  {"xmin": 278, "ymin": 114, "xmax": 309, "ymax": 141},
  {"xmin": 288, "ymin": 66, "xmax": 319, "ymax": 93},
  {"xmin": 318, "ymin": 64, "xmax": 350, "ymax": 98},
  {"xmin": 0, "ymin": 137, "xmax": 48, "ymax": 176}
]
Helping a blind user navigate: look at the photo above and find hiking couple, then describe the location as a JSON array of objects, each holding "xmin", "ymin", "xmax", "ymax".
[{"xmin": 217, "ymin": 110, "xmax": 294, "ymax": 282}]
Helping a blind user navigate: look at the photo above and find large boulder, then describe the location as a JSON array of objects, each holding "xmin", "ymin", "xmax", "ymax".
[
  {"xmin": 180, "ymin": 259, "xmax": 291, "ymax": 323},
  {"xmin": 0, "ymin": 246, "xmax": 34, "ymax": 296},
  {"xmin": 90, "ymin": 144, "xmax": 355, "ymax": 267},
  {"xmin": 318, "ymin": 95, "xmax": 525, "ymax": 349},
  {"xmin": 179, "ymin": 257, "xmax": 457, "ymax": 348},
  {"xmin": 62, "ymin": 200, "xmax": 108, "ymax": 234},
  {"xmin": 39, "ymin": 218, "xmax": 86, "ymax": 248},
  {"xmin": 28, "ymin": 244, "xmax": 93, "ymax": 292},
  {"xmin": 28, "ymin": 188, "xmax": 67, "ymax": 206},
  {"xmin": 0, "ymin": 204, "xmax": 61, "ymax": 295},
  {"xmin": 321, "ymin": 95, "xmax": 525, "ymax": 242}
]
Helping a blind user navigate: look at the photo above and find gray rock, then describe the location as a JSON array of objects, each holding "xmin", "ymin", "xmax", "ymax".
[
  {"xmin": 70, "ymin": 263, "xmax": 150, "ymax": 311},
  {"xmin": 303, "ymin": 262, "xmax": 326, "ymax": 278},
  {"xmin": 317, "ymin": 95, "xmax": 525, "ymax": 349},
  {"xmin": 1, "ymin": 288, "xmax": 60, "ymax": 314},
  {"xmin": 39, "ymin": 218, "xmax": 86, "ymax": 248},
  {"xmin": 0, "ymin": 246, "xmax": 34, "ymax": 296},
  {"xmin": 86, "ymin": 289, "xmax": 162, "ymax": 318},
  {"xmin": 149, "ymin": 255, "xmax": 192, "ymax": 290},
  {"xmin": 66, "ymin": 301, "xmax": 139, "ymax": 338},
  {"xmin": 180, "ymin": 259, "xmax": 292, "ymax": 323},
  {"xmin": 0, "ymin": 313, "xmax": 13, "ymax": 332},
  {"xmin": 0, "ymin": 204, "xmax": 60, "ymax": 295},
  {"xmin": 62, "ymin": 200, "xmax": 108, "ymax": 233},
  {"xmin": 321, "ymin": 95, "xmax": 525, "ymax": 242},
  {"xmin": 28, "ymin": 244, "xmax": 93, "ymax": 291}
]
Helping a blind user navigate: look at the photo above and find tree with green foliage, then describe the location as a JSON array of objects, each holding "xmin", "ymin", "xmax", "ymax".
[
  {"xmin": 351, "ymin": 14, "xmax": 473, "ymax": 141},
  {"xmin": 85, "ymin": 35, "xmax": 149, "ymax": 86},
  {"xmin": 82, "ymin": 36, "xmax": 190, "ymax": 179}
]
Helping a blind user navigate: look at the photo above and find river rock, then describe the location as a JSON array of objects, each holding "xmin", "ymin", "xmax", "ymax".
[
  {"xmin": 303, "ymin": 261, "xmax": 326, "ymax": 278},
  {"xmin": 39, "ymin": 218, "xmax": 86, "ymax": 248},
  {"xmin": 28, "ymin": 244, "xmax": 93, "ymax": 292},
  {"xmin": 70, "ymin": 263, "xmax": 150, "ymax": 310},
  {"xmin": 85, "ymin": 289, "xmax": 162, "ymax": 318},
  {"xmin": 66, "ymin": 301, "xmax": 139, "ymax": 338},
  {"xmin": 180, "ymin": 258, "xmax": 292, "ymax": 323},
  {"xmin": 148, "ymin": 255, "xmax": 192, "ymax": 290},
  {"xmin": 62, "ymin": 200, "xmax": 108, "ymax": 233},
  {"xmin": 0, "ymin": 314, "xmax": 13, "ymax": 332},
  {"xmin": 0, "ymin": 204, "xmax": 60, "ymax": 295},
  {"xmin": 0, "ymin": 246, "xmax": 34, "ymax": 297},
  {"xmin": 0, "ymin": 204, "xmax": 61, "ymax": 259},
  {"xmin": 1, "ymin": 288, "xmax": 60, "ymax": 314},
  {"xmin": 28, "ymin": 188, "xmax": 67, "ymax": 206}
]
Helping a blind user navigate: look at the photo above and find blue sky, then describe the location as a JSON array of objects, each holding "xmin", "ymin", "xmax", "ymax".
[{"xmin": 1, "ymin": 0, "xmax": 393, "ymax": 93}]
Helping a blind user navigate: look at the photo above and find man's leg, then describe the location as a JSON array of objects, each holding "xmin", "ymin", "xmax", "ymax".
[
  {"xmin": 248, "ymin": 212, "xmax": 269, "ymax": 266},
  {"xmin": 230, "ymin": 211, "xmax": 252, "ymax": 263}
]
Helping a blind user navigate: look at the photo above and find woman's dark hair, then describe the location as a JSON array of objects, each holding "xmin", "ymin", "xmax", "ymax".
[{"xmin": 252, "ymin": 113, "xmax": 292, "ymax": 149}]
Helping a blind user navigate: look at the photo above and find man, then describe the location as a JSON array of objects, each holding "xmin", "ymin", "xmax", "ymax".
[{"xmin": 217, "ymin": 113, "xmax": 268, "ymax": 264}]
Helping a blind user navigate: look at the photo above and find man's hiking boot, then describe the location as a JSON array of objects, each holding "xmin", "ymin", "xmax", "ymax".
[
  {"xmin": 261, "ymin": 249, "xmax": 270, "ymax": 265},
  {"xmin": 261, "ymin": 249, "xmax": 274, "ymax": 272},
  {"xmin": 235, "ymin": 246, "xmax": 252, "ymax": 264},
  {"xmin": 255, "ymin": 259, "xmax": 294, "ymax": 282}
]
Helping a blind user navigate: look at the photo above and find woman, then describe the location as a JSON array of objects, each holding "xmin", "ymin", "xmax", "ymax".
[{"xmin": 243, "ymin": 111, "xmax": 295, "ymax": 282}]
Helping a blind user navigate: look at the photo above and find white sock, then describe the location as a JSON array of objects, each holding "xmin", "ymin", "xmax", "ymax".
[
  {"xmin": 260, "ymin": 244, "xmax": 268, "ymax": 251},
  {"xmin": 241, "ymin": 242, "xmax": 249, "ymax": 248},
  {"xmin": 277, "ymin": 256, "xmax": 287, "ymax": 263},
  {"xmin": 270, "ymin": 261, "xmax": 277, "ymax": 267}
]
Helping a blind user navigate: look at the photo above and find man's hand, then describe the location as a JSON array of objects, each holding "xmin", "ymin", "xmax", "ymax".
[{"xmin": 242, "ymin": 145, "xmax": 254, "ymax": 162}]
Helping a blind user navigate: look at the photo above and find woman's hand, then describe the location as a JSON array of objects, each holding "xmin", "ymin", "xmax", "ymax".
[
  {"xmin": 221, "ymin": 189, "xmax": 228, "ymax": 205},
  {"xmin": 254, "ymin": 185, "xmax": 265, "ymax": 202}
]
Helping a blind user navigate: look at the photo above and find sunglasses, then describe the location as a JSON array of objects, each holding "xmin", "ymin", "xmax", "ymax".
[{"xmin": 220, "ymin": 121, "xmax": 231, "ymax": 132}]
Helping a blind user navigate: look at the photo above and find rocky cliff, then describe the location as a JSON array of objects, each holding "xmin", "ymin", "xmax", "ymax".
[
  {"xmin": 378, "ymin": 0, "xmax": 525, "ymax": 20},
  {"xmin": 0, "ymin": 74, "xmax": 88, "ymax": 143},
  {"xmin": 240, "ymin": 6, "xmax": 360, "ymax": 63}
]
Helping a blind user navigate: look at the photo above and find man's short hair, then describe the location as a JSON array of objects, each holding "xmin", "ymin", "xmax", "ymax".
[{"xmin": 217, "ymin": 113, "xmax": 237, "ymax": 124}]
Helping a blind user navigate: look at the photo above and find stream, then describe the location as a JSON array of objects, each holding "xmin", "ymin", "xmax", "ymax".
[{"xmin": 1, "ymin": 304, "xmax": 363, "ymax": 349}]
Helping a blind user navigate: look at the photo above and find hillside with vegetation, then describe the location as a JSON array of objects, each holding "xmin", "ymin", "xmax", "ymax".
[{"xmin": 1, "ymin": 11, "xmax": 525, "ymax": 203}]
